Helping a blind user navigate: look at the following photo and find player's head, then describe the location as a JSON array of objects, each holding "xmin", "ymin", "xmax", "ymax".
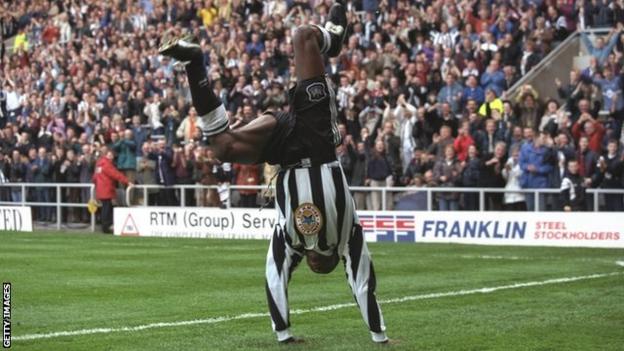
[{"xmin": 305, "ymin": 250, "xmax": 339, "ymax": 274}]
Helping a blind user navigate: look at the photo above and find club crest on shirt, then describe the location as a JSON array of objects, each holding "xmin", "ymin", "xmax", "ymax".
[
  {"xmin": 306, "ymin": 83, "xmax": 327, "ymax": 102},
  {"xmin": 294, "ymin": 203, "xmax": 323, "ymax": 236}
]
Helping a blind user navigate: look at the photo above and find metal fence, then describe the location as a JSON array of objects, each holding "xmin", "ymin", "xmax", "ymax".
[
  {"xmin": 0, "ymin": 183, "xmax": 96, "ymax": 232},
  {"xmin": 125, "ymin": 184, "xmax": 624, "ymax": 212},
  {"xmin": 0, "ymin": 182, "xmax": 620, "ymax": 233}
]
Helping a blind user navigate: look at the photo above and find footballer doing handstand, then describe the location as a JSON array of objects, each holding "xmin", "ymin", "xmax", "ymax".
[{"xmin": 159, "ymin": 1, "xmax": 388, "ymax": 344}]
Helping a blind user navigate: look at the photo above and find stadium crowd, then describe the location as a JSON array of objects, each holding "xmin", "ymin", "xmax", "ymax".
[{"xmin": 0, "ymin": 0, "xmax": 623, "ymax": 225}]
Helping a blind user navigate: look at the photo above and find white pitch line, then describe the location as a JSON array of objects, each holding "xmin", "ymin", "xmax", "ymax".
[
  {"xmin": 13, "ymin": 272, "xmax": 623, "ymax": 342},
  {"xmin": 460, "ymin": 255, "xmax": 527, "ymax": 260}
]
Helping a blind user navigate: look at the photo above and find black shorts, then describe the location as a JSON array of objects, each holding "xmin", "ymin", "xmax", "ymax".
[{"xmin": 261, "ymin": 76, "xmax": 340, "ymax": 166}]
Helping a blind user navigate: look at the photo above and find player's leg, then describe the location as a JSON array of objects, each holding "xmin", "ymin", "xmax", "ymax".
[
  {"xmin": 292, "ymin": 1, "xmax": 347, "ymax": 81},
  {"xmin": 265, "ymin": 224, "xmax": 304, "ymax": 343},
  {"xmin": 342, "ymin": 222, "xmax": 388, "ymax": 343},
  {"xmin": 159, "ymin": 34, "xmax": 275, "ymax": 164}
]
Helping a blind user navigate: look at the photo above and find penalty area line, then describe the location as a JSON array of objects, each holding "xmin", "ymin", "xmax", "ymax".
[{"xmin": 13, "ymin": 271, "xmax": 622, "ymax": 342}]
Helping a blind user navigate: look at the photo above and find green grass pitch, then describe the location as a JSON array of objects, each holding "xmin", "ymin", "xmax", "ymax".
[{"xmin": 1, "ymin": 230, "xmax": 623, "ymax": 350}]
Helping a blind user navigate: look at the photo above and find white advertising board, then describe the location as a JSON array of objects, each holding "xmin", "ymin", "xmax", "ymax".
[
  {"xmin": 358, "ymin": 211, "xmax": 623, "ymax": 248},
  {"xmin": 114, "ymin": 207, "xmax": 275, "ymax": 239},
  {"xmin": 114, "ymin": 208, "xmax": 623, "ymax": 248},
  {"xmin": 0, "ymin": 207, "xmax": 33, "ymax": 232}
]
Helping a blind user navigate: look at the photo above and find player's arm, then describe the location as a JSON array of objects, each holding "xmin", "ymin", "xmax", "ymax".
[{"xmin": 209, "ymin": 113, "xmax": 276, "ymax": 164}]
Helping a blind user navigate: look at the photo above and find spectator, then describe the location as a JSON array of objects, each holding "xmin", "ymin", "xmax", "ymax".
[
  {"xmin": 576, "ymin": 136, "xmax": 599, "ymax": 211},
  {"xmin": 475, "ymin": 119, "xmax": 505, "ymax": 156},
  {"xmin": 366, "ymin": 140, "xmax": 393, "ymax": 211},
  {"xmin": 350, "ymin": 141, "xmax": 368, "ymax": 210},
  {"xmin": 32, "ymin": 147, "xmax": 52, "ymax": 222},
  {"xmin": 136, "ymin": 142, "xmax": 158, "ymax": 206},
  {"xmin": 516, "ymin": 85, "xmax": 541, "ymax": 131},
  {"xmin": 519, "ymin": 40, "xmax": 541, "ymax": 76},
  {"xmin": 402, "ymin": 148, "xmax": 432, "ymax": 186},
  {"xmin": 428, "ymin": 126, "xmax": 455, "ymax": 160},
  {"xmin": 433, "ymin": 144, "xmax": 462, "ymax": 211},
  {"xmin": 462, "ymin": 75, "xmax": 485, "ymax": 106},
  {"xmin": 480, "ymin": 61, "xmax": 505, "ymax": 97},
  {"xmin": 173, "ymin": 143, "xmax": 196, "ymax": 206},
  {"xmin": 147, "ymin": 139, "xmax": 177, "ymax": 206},
  {"xmin": 379, "ymin": 121, "xmax": 402, "ymax": 180},
  {"xmin": 592, "ymin": 66, "xmax": 623, "ymax": 139},
  {"xmin": 394, "ymin": 95, "xmax": 417, "ymax": 172},
  {"xmin": 113, "ymin": 129, "xmax": 137, "ymax": 184},
  {"xmin": 581, "ymin": 26, "xmax": 621, "ymax": 65},
  {"xmin": 520, "ymin": 133, "xmax": 553, "ymax": 211},
  {"xmin": 502, "ymin": 145, "xmax": 525, "ymax": 211},
  {"xmin": 480, "ymin": 141, "xmax": 508, "ymax": 210},
  {"xmin": 8, "ymin": 150, "xmax": 26, "ymax": 202},
  {"xmin": 131, "ymin": 116, "xmax": 149, "ymax": 158},
  {"xmin": 78, "ymin": 144, "xmax": 96, "ymax": 222},
  {"xmin": 560, "ymin": 159, "xmax": 587, "ymax": 212},
  {"xmin": 176, "ymin": 107, "xmax": 201, "ymax": 144},
  {"xmin": 92, "ymin": 146, "xmax": 130, "ymax": 233},
  {"xmin": 358, "ymin": 105, "xmax": 383, "ymax": 137},
  {"xmin": 193, "ymin": 147, "xmax": 221, "ymax": 207},
  {"xmin": 453, "ymin": 121, "xmax": 474, "ymax": 162},
  {"xmin": 594, "ymin": 139, "xmax": 624, "ymax": 211},
  {"xmin": 461, "ymin": 144, "xmax": 481, "ymax": 210},
  {"xmin": 437, "ymin": 73, "xmax": 463, "ymax": 114},
  {"xmin": 233, "ymin": 163, "xmax": 261, "ymax": 208},
  {"xmin": 478, "ymin": 88, "xmax": 504, "ymax": 119},
  {"xmin": 549, "ymin": 134, "xmax": 576, "ymax": 210},
  {"xmin": 539, "ymin": 100, "xmax": 562, "ymax": 137},
  {"xmin": 571, "ymin": 113, "xmax": 606, "ymax": 153},
  {"xmin": 556, "ymin": 70, "xmax": 581, "ymax": 102}
]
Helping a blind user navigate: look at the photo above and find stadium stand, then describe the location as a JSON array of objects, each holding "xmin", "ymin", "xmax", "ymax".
[{"xmin": 0, "ymin": 0, "xmax": 623, "ymax": 225}]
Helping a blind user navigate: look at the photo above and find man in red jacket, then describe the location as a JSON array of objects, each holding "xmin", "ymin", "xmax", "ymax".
[{"xmin": 92, "ymin": 146, "xmax": 132, "ymax": 233}]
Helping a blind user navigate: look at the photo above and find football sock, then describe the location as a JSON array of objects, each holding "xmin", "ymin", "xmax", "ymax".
[{"xmin": 185, "ymin": 61, "xmax": 229, "ymax": 136}]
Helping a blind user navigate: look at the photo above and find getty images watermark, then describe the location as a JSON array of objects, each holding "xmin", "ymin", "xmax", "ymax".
[{"xmin": 2, "ymin": 283, "xmax": 10, "ymax": 348}]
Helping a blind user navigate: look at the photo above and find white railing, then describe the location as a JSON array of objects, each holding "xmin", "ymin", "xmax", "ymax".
[
  {"xmin": 0, "ymin": 183, "xmax": 96, "ymax": 232},
  {"xmin": 125, "ymin": 184, "xmax": 624, "ymax": 212}
]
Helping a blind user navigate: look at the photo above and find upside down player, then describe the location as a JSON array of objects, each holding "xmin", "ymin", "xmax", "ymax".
[{"xmin": 159, "ymin": 1, "xmax": 388, "ymax": 344}]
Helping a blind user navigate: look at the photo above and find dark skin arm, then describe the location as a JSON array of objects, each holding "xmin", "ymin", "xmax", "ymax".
[
  {"xmin": 209, "ymin": 114, "xmax": 276, "ymax": 163},
  {"xmin": 210, "ymin": 25, "xmax": 324, "ymax": 164}
]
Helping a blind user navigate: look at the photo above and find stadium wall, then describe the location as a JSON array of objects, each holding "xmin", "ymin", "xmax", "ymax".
[{"xmin": 113, "ymin": 208, "xmax": 623, "ymax": 248}]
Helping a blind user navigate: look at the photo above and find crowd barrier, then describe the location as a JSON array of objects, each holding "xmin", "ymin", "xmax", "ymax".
[
  {"xmin": 0, "ymin": 183, "xmax": 622, "ymax": 236},
  {"xmin": 0, "ymin": 183, "xmax": 96, "ymax": 232},
  {"xmin": 125, "ymin": 184, "xmax": 624, "ymax": 212}
]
